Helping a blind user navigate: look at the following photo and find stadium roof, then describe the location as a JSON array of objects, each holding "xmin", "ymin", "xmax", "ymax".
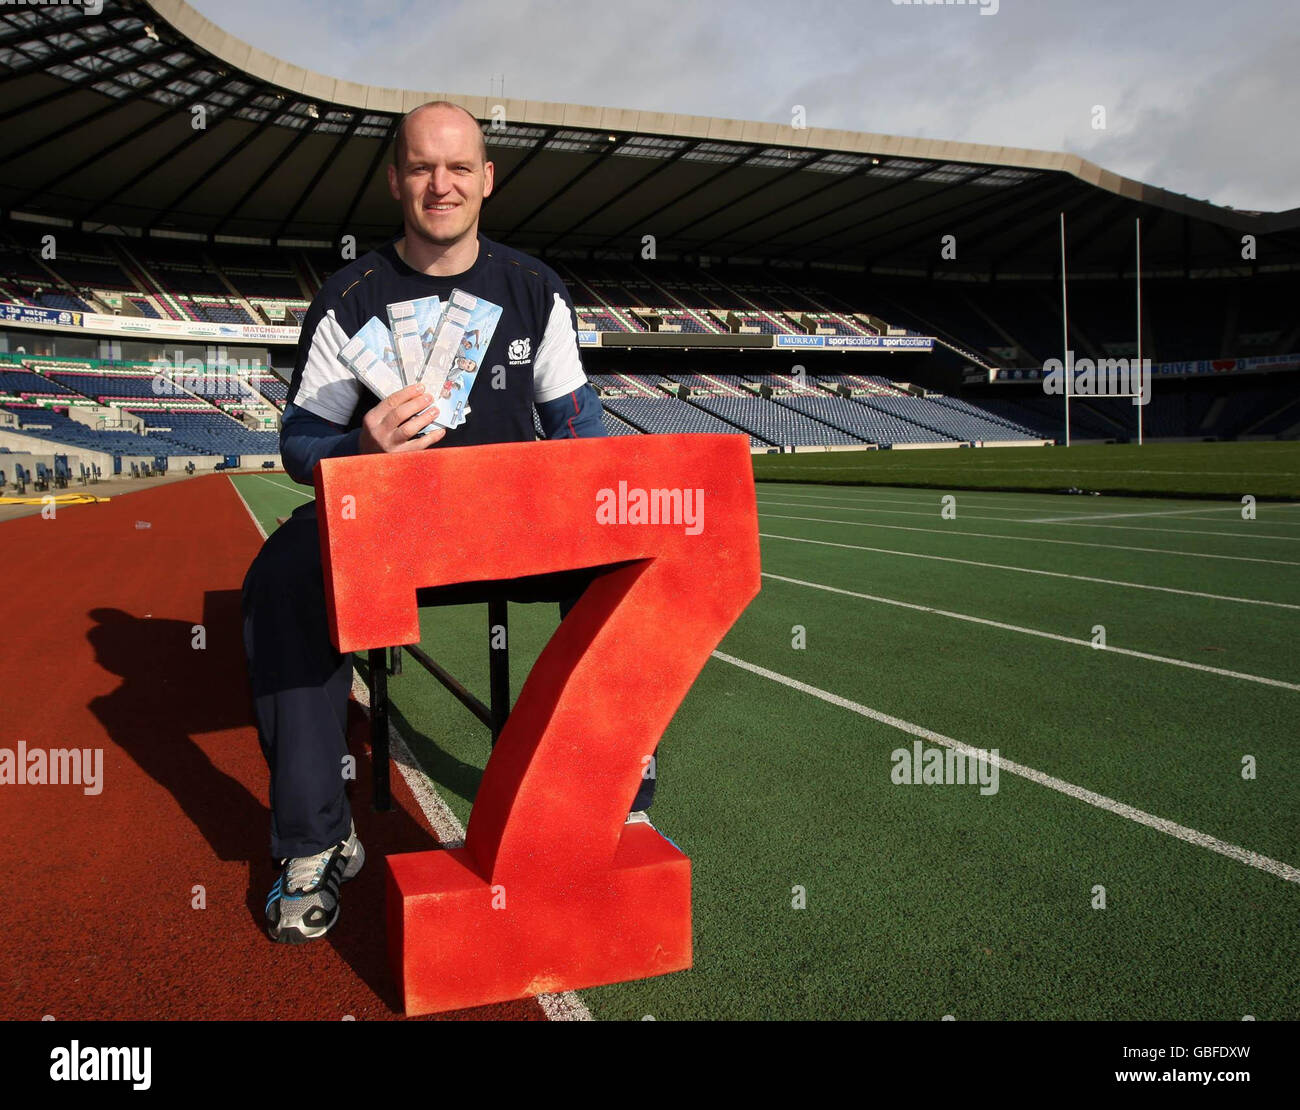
[{"xmin": 2, "ymin": 0, "xmax": 1298, "ymax": 275}]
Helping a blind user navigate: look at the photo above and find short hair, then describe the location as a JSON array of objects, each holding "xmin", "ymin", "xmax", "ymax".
[{"xmin": 392, "ymin": 101, "xmax": 487, "ymax": 170}]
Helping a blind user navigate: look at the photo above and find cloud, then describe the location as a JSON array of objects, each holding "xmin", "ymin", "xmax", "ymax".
[
  {"xmin": 1077, "ymin": 32, "xmax": 1300, "ymax": 213},
  {"xmin": 184, "ymin": 0, "xmax": 1297, "ymax": 212}
]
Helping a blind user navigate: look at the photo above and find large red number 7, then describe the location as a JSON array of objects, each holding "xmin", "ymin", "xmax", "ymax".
[{"xmin": 316, "ymin": 434, "xmax": 761, "ymax": 1014}]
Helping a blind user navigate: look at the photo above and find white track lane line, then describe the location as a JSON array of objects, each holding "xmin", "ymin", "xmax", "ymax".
[
  {"xmin": 230, "ymin": 475, "xmax": 591, "ymax": 1020},
  {"xmin": 710, "ymin": 650, "xmax": 1300, "ymax": 885},
  {"xmin": 759, "ymin": 532, "xmax": 1300, "ymax": 611},
  {"xmin": 761, "ymin": 571, "xmax": 1300, "ymax": 692},
  {"xmin": 756, "ymin": 497, "xmax": 1300, "ymax": 542},
  {"xmin": 760, "ymin": 512, "xmax": 1300, "ymax": 567}
]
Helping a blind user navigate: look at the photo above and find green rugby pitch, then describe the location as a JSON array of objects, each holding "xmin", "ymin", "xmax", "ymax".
[{"xmin": 232, "ymin": 456, "xmax": 1300, "ymax": 1020}]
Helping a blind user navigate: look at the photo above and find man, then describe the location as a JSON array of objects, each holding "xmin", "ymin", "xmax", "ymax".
[{"xmin": 242, "ymin": 101, "xmax": 650, "ymax": 945}]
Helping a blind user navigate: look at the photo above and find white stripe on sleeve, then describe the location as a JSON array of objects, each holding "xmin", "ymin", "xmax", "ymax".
[
  {"xmin": 533, "ymin": 291, "xmax": 588, "ymax": 403},
  {"xmin": 293, "ymin": 308, "xmax": 362, "ymax": 425}
]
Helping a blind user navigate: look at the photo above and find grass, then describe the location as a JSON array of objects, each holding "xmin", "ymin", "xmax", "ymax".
[
  {"xmin": 751, "ymin": 441, "xmax": 1300, "ymax": 499},
  {"xmin": 231, "ymin": 454, "xmax": 1300, "ymax": 1020}
]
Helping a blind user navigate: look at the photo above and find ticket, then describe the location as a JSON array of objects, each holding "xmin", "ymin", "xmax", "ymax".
[
  {"xmin": 338, "ymin": 316, "xmax": 405, "ymax": 399},
  {"xmin": 415, "ymin": 300, "xmax": 471, "ymax": 402},
  {"xmin": 338, "ymin": 315, "xmax": 440, "ymax": 427},
  {"xmin": 424, "ymin": 288, "xmax": 503, "ymax": 429},
  {"xmin": 385, "ymin": 295, "xmax": 443, "ymax": 385}
]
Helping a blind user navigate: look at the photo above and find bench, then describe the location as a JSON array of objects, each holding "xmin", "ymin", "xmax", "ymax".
[{"xmin": 363, "ymin": 596, "xmax": 511, "ymax": 811}]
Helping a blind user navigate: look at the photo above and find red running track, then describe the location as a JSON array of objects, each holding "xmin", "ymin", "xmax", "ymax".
[{"xmin": 0, "ymin": 475, "xmax": 543, "ymax": 1020}]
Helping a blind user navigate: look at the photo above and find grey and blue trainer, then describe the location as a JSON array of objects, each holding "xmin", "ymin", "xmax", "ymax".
[{"xmin": 265, "ymin": 822, "xmax": 365, "ymax": 944}]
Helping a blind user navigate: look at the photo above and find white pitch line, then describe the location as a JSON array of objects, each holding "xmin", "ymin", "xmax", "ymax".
[
  {"xmin": 536, "ymin": 992, "xmax": 597, "ymax": 1021},
  {"xmin": 761, "ymin": 487, "xmax": 1200, "ymax": 513},
  {"xmin": 710, "ymin": 650, "xmax": 1300, "ymax": 885},
  {"xmin": 760, "ymin": 512, "xmax": 1300, "ymax": 567},
  {"xmin": 761, "ymin": 571, "xmax": 1300, "ymax": 691},
  {"xmin": 349, "ymin": 673, "xmax": 466, "ymax": 849},
  {"xmin": 758, "ymin": 485, "xmax": 1300, "ymax": 518},
  {"xmin": 1026, "ymin": 505, "xmax": 1270, "ymax": 524},
  {"xmin": 227, "ymin": 476, "xmax": 267, "ymax": 540},
  {"xmin": 756, "ymin": 497, "xmax": 1300, "ymax": 542},
  {"xmin": 759, "ymin": 532, "xmax": 1300, "ymax": 611},
  {"xmin": 758, "ymin": 498, "xmax": 1062, "ymax": 525},
  {"xmin": 229, "ymin": 474, "xmax": 590, "ymax": 1020},
  {"xmin": 762, "ymin": 488, "xmax": 1300, "ymax": 528},
  {"xmin": 253, "ymin": 473, "xmax": 313, "ymax": 499},
  {"xmin": 1175, "ymin": 515, "xmax": 1300, "ymax": 529},
  {"xmin": 760, "ymin": 464, "xmax": 1300, "ymax": 478}
]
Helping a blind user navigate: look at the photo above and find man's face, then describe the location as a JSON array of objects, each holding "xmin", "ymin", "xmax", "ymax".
[{"xmin": 387, "ymin": 108, "xmax": 494, "ymax": 249}]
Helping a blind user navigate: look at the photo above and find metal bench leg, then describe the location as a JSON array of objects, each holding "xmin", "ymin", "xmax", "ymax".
[
  {"xmin": 368, "ymin": 648, "xmax": 391, "ymax": 810},
  {"xmin": 488, "ymin": 599, "xmax": 509, "ymax": 746}
]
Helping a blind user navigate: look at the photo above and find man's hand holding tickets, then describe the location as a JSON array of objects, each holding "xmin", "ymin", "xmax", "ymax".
[{"xmin": 358, "ymin": 382, "xmax": 448, "ymax": 454}]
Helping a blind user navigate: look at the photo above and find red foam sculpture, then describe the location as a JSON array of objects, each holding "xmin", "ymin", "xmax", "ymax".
[{"xmin": 315, "ymin": 434, "xmax": 761, "ymax": 1015}]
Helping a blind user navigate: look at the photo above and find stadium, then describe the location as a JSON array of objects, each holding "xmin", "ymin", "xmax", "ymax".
[{"xmin": 2, "ymin": 0, "xmax": 1298, "ymax": 1039}]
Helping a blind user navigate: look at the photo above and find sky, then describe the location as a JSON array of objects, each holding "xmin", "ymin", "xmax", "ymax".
[{"xmin": 186, "ymin": 0, "xmax": 1299, "ymax": 213}]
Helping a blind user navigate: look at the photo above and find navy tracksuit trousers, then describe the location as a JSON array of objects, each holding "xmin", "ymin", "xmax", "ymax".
[{"xmin": 241, "ymin": 497, "xmax": 655, "ymax": 861}]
